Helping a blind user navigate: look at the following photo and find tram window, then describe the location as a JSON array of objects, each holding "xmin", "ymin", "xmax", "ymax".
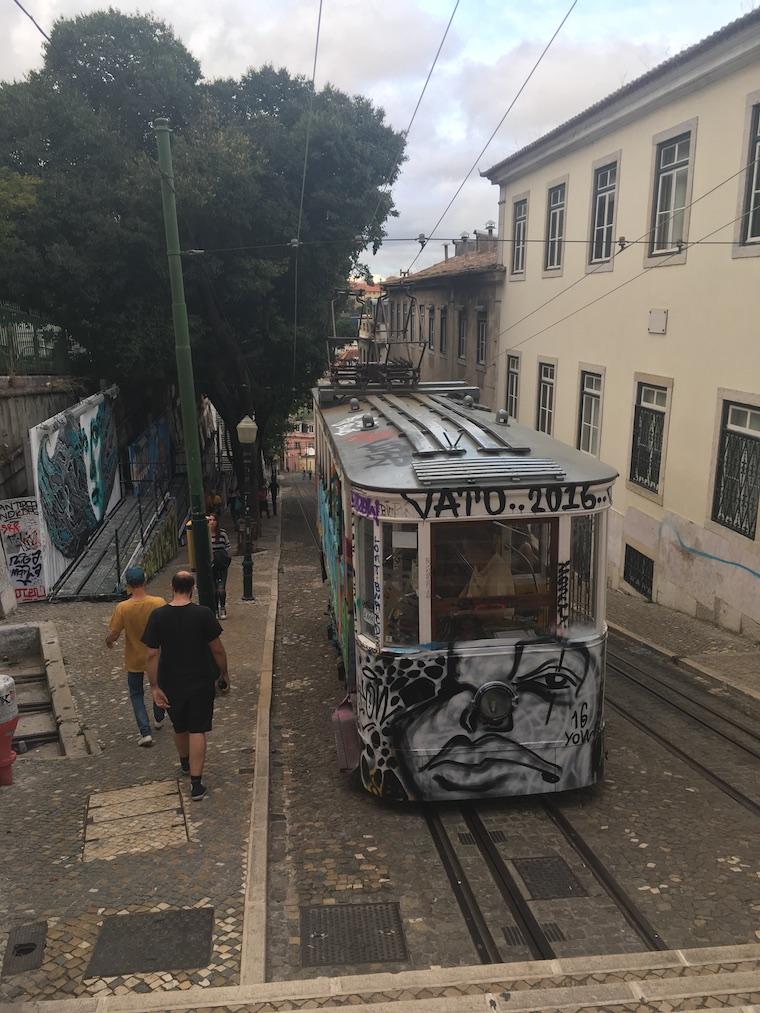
[
  {"xmin": 431, "ymin": 520, "xmax": 557, "ymax": 642},
  {"xmin": 382, "ymin": 523, "xmax": 419, "ymax": 646},
  {"xmin": 357, "ymin": 517, "xmax": 380, "ymax": 640},
  {"xmin": 568, "ymin": 513, "xmax": 597, "ymax": 629}
]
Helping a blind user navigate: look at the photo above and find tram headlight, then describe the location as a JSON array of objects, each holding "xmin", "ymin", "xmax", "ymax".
[{"xmin": 476, "ymin": 683, "xmax": 517, "ymax": 728}]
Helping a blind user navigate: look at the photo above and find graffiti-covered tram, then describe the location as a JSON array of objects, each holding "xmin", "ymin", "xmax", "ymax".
[{"xmin": 314, "ymin": 376, "xmax": 617, "ymax": 802}]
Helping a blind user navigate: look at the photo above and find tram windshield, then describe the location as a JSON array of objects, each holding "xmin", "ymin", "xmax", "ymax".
[{"xmin": 431, "ymin": 519, "xmax": 557, "ymax": 641}]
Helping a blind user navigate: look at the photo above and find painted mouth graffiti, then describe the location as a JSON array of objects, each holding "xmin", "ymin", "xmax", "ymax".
[{"xmin": 420, "ymin": 731, "xmax": 562, "ymax": 788}]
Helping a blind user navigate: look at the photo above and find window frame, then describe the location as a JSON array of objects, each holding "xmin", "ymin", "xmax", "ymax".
[
  {"xmin": 733, "ymin": 92, "xmax": 760, "ymax": 259},
  {"xmin": 709, "ymin": 394, "xmax": 760, "ymax": 542},
  {"xmin": 506, "ymin": 352, "xmax": 520, "ymax": 419},
  {"xmin": 543, "ymin": 178, "xmax": 567, "ymax": 275},
  {"xmin": 476, "ymin": 311, "xmax": 487, "ymax": 366},
  {"xmin": 644, "ymin": 119, "xmax": 698, "ymax": 268},
  {"xmin": 626, "ymin": 373, "xmax": 673, "ymax": 506},
  {"xmin": 511, "ymin": 194, "xmax": 528, "ymax": 277},
  {"xmin": 577, "ymin": 368, "xmax": 604, "ymax": 457},
  {"xmin": 536, "ymin": 359, "xmax": 556, "ymax": 435},
  {"xmin": 587, "ymin": 155, "xmax": 619, "ymax": 271},
  {"xmin": 457, "ymin": 310, "xmax": 467, "ymax": 360},
  {"xmin": 427, "ymin": 305, "xmax": 435, "ymax": 351},
  {"xmin": 742, "ymin": 104, "xmax": 760, "ymax": 244},
  {"xmin": 439, "ymin": 305, "xmax": 447, "ymax": 355}
]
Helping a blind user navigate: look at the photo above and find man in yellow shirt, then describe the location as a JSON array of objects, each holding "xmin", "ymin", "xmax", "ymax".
[{"xmin": 106, "ymin": 566, "xmax": 167, "ymax": 746}]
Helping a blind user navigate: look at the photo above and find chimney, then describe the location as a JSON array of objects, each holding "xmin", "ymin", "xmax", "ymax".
[{"xmin": 443, "ymin": 244, "xmax": 449, "ymax": 261}]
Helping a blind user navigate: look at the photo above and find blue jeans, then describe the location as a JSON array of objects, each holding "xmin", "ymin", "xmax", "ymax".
[{"xmin": 127, "ymin": 672, "xmax": 165, "ymax": 737}]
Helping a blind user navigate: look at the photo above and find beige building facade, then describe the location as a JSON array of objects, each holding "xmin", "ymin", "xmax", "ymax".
[
  {"xmin": 485, "ymin": 9, "xmax": 760, "ymax": 639},
  {"xmin": 383, "ymin": 233, "xmax": 505, "ymax": 407}
]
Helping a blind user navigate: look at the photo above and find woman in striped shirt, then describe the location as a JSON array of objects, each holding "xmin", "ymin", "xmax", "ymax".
[{"xmin": 208, "ymin": 514, "xmax": 232, "ymax": 619}]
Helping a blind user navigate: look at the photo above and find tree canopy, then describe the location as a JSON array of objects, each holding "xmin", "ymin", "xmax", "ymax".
[{"xmin": 0, "ymin": 9, "xmax": 403, "ymax": 448}]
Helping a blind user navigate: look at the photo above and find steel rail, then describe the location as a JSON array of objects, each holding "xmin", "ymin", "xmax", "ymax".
[
  {"xmin": 608, "ymin": 697, "xmax": 760, "ymax": 820},
  {"xmin": 462, "ymin": 806, "xmax": 555, "ymax": 961},
  {"xmin": 542, "ymin": 800, "xmax": 669, "ymax": 951},
  {"xmin": 423, "ymin": 809, "xmax": 502, "ymax": 964},
  {"xmin": 607, "ymin": 648, "xmax": 760, "ymax": 744}
]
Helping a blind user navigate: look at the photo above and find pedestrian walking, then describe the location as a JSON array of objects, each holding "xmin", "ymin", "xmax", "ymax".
[
  {"xmin": 142, "ymin": 570, "xmax": 229, "ymax": 801},
  {"xmin": 106, "ymin": 566, "xmax": 166, "ymax": 747},
  {"xmin": 258, "ymin": 482, "xmax": 270, "ymax": 519},
  {"xmin": 270, "ymin": 472, "xmax": 279, "ymax": 516},
  {"xmin": 208, "ymin": 514, "xmax": 232, "ymax": 620}
]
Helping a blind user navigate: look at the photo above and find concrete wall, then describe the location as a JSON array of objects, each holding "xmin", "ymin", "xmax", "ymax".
[
  {"xmin": 0, "ymin": 376, "xmax": 84, "ymax": 499},
  {"xmin": 489, "ymin": 59, "xmax": 760, "ymax": 639}
]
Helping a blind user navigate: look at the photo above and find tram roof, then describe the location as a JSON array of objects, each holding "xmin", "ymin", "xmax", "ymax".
[{"xmin": 315, "ymin": 382, "xmax": 618, "ymax": 493}]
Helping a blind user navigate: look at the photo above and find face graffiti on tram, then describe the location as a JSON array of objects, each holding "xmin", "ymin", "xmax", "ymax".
[{"xmin": 356, "ymin": 641, "xmax": 603, "ymax": 801}]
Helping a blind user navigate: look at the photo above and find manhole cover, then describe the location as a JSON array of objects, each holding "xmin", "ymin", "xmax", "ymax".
[
  {"xmin": 2, "ymin": 922, "xmax": 47, "ymax": 976},
  {"xmin": 512, "ymin": 856, "xmax": 587, "ymax": 900},
  {"xmin": 300, "ymin": 903, "xmax": 408, "ymax": 967},
  {"xmin": 503, "ymin": 922, "xmax": 565, "ymax": 947},
  {"xmin": 86, "ymin": 908, "xmax": 213, "ymax": 977}
]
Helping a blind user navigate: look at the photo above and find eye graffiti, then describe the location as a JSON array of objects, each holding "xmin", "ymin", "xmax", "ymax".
[{"xmin": 354, "ymin": 640, "xmax": 604, "ymax": 801}]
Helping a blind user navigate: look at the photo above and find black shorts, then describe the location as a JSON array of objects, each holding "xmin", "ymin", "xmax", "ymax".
[{"xmin": 166, "ymin": 688, "xmax": 215, "ymax": 734}]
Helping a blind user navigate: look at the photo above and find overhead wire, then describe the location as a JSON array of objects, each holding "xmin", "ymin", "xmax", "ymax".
[
  {"xmin": 10, "ymin": 0, "xmax": 51, "ymax": 42},
  {"xmin": 292, "ymin": 0, "xmax": 325, "ymax": 391},
  {"xmin": 486, "ymin": 150, "xmax": 760, "ymax": 370},
  {"xmin": 405, "ymin": 0, "xmax": 579, "ymax": 274}
]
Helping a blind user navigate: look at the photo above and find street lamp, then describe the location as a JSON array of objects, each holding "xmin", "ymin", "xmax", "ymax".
[{"xmin": 237, "ymin": 414, "xmax": 258, "ymax": 601}]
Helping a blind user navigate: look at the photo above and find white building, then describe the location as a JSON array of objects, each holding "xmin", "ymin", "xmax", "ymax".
[{"xmin": 484, "ymin": 9, "xmax": 760, "ymax": 639}]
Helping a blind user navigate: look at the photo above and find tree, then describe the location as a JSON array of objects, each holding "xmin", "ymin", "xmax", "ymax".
[{"xmin": 0, "ymin": 10, "xmax": 403, "ymax": 453}]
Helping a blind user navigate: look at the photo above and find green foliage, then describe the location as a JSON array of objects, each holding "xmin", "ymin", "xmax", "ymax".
[{"xmin": 0, "ymin": 10, "xmax": 404, "ymax": 442}]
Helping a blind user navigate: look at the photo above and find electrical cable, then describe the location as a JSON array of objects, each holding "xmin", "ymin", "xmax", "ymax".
[
  {"xmin": 10, "ymin": 0, "xmax": 51, "ymax": 42},
  {"xmin": 292, "ymin": 0, "xmax": 325, "ymax": 391},
  {"xmin": 405, "ymin": 0, "xmax": 579, "ymax": 275}
]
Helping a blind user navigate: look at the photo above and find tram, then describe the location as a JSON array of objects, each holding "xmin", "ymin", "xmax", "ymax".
[{"xmin": 315, "ymin": 350, "xmax": 617, "ymax": 802}]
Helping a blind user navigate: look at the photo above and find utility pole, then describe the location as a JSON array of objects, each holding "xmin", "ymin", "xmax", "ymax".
[{"xmin": 155, "ymin": 117, "xmax": 214, "ymax": 611}]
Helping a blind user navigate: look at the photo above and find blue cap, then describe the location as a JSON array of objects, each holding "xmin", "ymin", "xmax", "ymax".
[{"xmin": 125, "ymin": 566, "xmax": 146, "ymax": 586}]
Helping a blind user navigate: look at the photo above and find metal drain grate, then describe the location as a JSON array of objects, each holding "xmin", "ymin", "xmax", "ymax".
[
  {"xmin": 300, "ymin": 903, "xmax": 408, "ymax": 967},
  {"xmin": 503, "ymin": 922, "xmax": 566, "ymax": 947},
  {"xmin": 2, "ymin": 922, "xmax": 47, "ymax": 976},
  {"xmin": 458, "ymin": 830, "xmax": 507, "ymax": 846},
  {"xmin": 512, "ymin": 856, "xmax": 587, "ymax": 900},
  {"xmin": 86, "ymin": 908, "xmax": 213, "ymax": 977}
]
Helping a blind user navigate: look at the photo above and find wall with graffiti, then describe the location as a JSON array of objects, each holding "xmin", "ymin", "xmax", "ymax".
[
  {"xmin": 317, "ymin": 476, "xmax": 354, "ymax": 681},
  {"xmin": 29, "ymin": 389, "xmax": 121, "ymax": 590},
  {"xmin": 355, "ymin": 638, "xmax": 605, "ymax": 802},
  {"xmin": 127, "ymin": 419, "xmax": 171, "ymax": 495},
  {"xmin": 0, "ymin": 497, "xmax": 46, "ymax": 603},
  {"xmin": 138, "ymin": 502, "xmax": 178, "ymax": 582}
]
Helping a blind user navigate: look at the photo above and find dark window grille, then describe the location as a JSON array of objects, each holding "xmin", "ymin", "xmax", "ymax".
[
  {"xmin": 569, "ymin": 514, "xmax": 595, "ymax": 623},
  {"xmin": 712, "ymin": 410, "xmax": 760, "ymax": 540},
  {"xmin": 624, "ymin": 544, "xmax": 653, "ymax": 599},
  {"xmin": 630, "ymin": 405, "xmax": 664, "ymax": 492}
]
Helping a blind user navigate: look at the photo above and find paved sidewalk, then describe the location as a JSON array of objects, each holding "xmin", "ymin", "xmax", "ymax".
[
  {"xmin": 608, "ymin": 587, "xmax": 760, "ymax": 703},
  {"xmin": 0, "ymin": 512, "xmax": 280, "ymax": 1004}
]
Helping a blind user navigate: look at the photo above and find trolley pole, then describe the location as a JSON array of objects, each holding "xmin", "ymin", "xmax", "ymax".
[{"xmin": 154, "ymin": 117, "xmax": 214, "ymax": 610}]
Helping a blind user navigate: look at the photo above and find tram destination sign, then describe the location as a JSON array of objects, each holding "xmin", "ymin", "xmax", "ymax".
[{"xmin": 351, "ymin": 482, "xmax": 613, "ymax": 522}]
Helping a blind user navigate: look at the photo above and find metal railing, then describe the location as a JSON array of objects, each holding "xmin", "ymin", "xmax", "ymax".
[{"xmin": 0, "ymin": 303, "xmax": 80, "ymax": 376}]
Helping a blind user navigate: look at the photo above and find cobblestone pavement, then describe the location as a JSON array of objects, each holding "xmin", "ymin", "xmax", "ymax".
[{"xmin": 0, "ymin": 512, "xmax": 279, "ymax": 1003}]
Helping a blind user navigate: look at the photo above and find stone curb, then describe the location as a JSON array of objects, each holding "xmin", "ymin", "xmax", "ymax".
[
  {"xmin": 239, "ymin": 504, "xmax": 282, "ymax": 985},
  {"xmin": 607, "ymin": 619, "xmax": 760, "ymax": 705},
  {"xmin": 40, "ymin": 621, "xmax": 93, "ymax": 758},
  {"xmin": 3, "ymin": 943, "xmax": 760, "ymax": 1012}
]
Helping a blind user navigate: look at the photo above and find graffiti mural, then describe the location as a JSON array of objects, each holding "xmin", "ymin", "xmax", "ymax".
[
  {"xmin": 139, "ymin": 503, "xmax": 178, "ymax": 581},
  {"xmin": 29, "ymin": 389, "xmax": 122, "ymax": 589},
  {"xmin": 355, "ymin": 639, "xmax": 604, "ymax": 801},
  {"xmin": 0, "ymin": 498, "xmax": 45, "ymax": 602},
  {"xmin": 317, "ymin": 478, "xmax": 355, "ymax": 680},
  {"xmin": 128, "ymin": 419, "xmax": 171, "ymax": 495}
]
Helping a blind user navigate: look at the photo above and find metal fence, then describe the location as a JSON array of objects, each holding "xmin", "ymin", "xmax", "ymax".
[{"xmin": 0, "ymin": 303, "xmax": 78, "ymax": 375}]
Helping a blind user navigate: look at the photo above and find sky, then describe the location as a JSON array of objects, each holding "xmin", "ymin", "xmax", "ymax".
[{"xmin": 2, "ymin": 0, "xmax": 757, "ymax": 278}]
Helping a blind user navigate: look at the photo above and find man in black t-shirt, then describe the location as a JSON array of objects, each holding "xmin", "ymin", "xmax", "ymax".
[{"xmin": 142, "ymin": 570, "xmax": 229, "ymax": 801}]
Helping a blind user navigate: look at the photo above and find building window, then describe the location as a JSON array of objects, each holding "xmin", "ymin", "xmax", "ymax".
[
  {"xmin": 577, "ymin": 371, "xmax": 602, "ymax": 455},
  {"xmin": 742, "ymin": 105, "xmax": 760, "ymax": 244},
  {"xmin": 402, "ymin": 302, "xmax": 408, "ymax": 336},
  {"xmin": 651, "ymin": 132, "xmax": 691, "ymax": 254},
  {"xmin": 712, "ymin": 401, "xmax": 760, "ymax": 539},
  {"xmin": 537, "ymin": 362, "xmax": 555, "ymax": 434},
  {"xmin": 419, "ymin": 305, "xmax": 425, "ymax": 343},
  {"xmin": 427, "ymin": 307, "xmax": 435, "ymax": 350},
  {"xmin": 590, "ymin": 163, "xmax": 616, "ymax": 263},
  {"xmin": 624, "ymin": 544, "xmax": 654, "ymax": 599},
  {"xmin": 630, "ymin": 383, "xmax": 667, "ymax": 493},
  {"xmin": 439, "ymin": 307, "xmax": 447, "ymax": 354},
  {"xmin": 544, "ymin": 183, "xmax": 565, "ymax": 270},
  {"xmin": 506, "ymin": 354, "xmax": 520, "ymax": 418},
  {"xmin": 457, "ymin": 311, "xmax": 466, "ymax": 359},
  {"xmin": 409, "ymin": 302, "xmax": 415, "ymax": 340},
  {"xmin": 511, "ymin": 198, "xmax": 527, "ymax": 274},
  {"xmin": 476, "ymin": 312, "xmax": 487, "ymax": 365}
]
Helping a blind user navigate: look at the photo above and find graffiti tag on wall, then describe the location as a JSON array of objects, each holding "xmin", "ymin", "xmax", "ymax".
[
  {"xmin": 0, "ymin": 498, "xmax": 46, "ymax": 601},
  {"xmin": 128, "ymin": 419, "xmax": 171, "ymax": 495}
]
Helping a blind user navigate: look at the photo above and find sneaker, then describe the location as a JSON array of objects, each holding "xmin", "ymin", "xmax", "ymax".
[
  {"xmin": 137, "ymin": 734, "xmax": 153, "ymax": 747},
  {"xmin": 180, "ymin": 756, "xmax": 190, "ymax": 774},
  {"xmin": 190, "ymin": 781, "xmax": 207, "ymax": 801},
  {"xmin": 219, "ymin": 608, "xmax": 227, "ymax": 620},
  {"xmin": 154, "ymin": 715, "xmax": 166, "ymax": 730}
]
